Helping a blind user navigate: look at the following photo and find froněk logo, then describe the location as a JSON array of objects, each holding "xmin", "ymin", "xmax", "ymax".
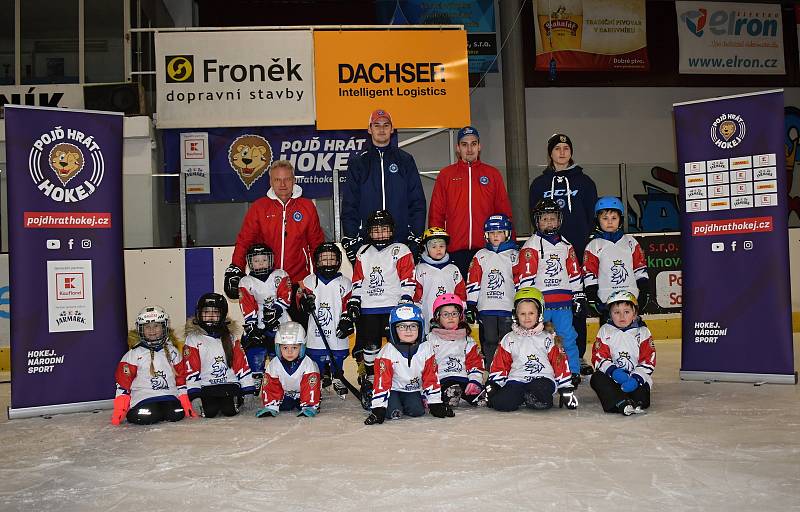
[
  {"xmin": 710, "ymin": 113, "xmax": 745, "ymax": 149},
  {"xmin": 165, "ymin": 55, "xmax": 194, "ymax": 83},
  {"xmin": 228, "ymin": 134, "xmax": 273, "ymax": 190},
  {"xmin": 29, "ymin": 126, "xmax": 104, "ymax": 203},
  {"xmin": 681, "ymin": 8, "xmax": 707, "ymax": 37}
]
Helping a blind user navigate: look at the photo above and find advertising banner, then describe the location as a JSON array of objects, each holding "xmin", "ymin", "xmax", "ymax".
[
  {"xmin": 674, "ymin": 90, "xmax": 795, "ymax": 383},
  {"xmin": 533, "ymin": 0, "xmax": 649, "ymax": 71},
  {"xmin": 631, "ymin": 233, "xmax": 682, "ymax": 314},
  {"xmin": 181, "ymin": 132, "xmax": 211, "ymax": 195},
  {"xmin": 5, "ymin": 105, "xmax": 127, "ymax": 417},
  {"xmin": 154, "ymin": 31, "xmax": 315, "ymax": 129},
  {"xmin": 375, "ymin": 0, "xmax": 498, "ymax": 75},
  {"xmin": 676, "ymin": 2, "xmax": 785, "ymax": 75},
  {"xmin": 0, "ymin": 84, "xmax": 85, "ymax": 110},
  {"xmin": 313, "ymin": 30, "xmax": 470, "ymax": 130},
  {"xmin": 163, "ymin": 126, "xmax": 370, "ymax": 202}
]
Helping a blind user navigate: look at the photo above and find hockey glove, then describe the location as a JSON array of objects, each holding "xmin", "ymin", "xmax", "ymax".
[
  {"xmin": 585, "ymin": 284, "xmax": 601, "ymax": 316},
  {"xmin": 336, "ymin": 314, "xmax": 355, "ymax": 339},
  {"xmin": 178, "ymin": 394, "xmax": 198, "ymax": 418},
  {"xmin": 611, "ymin": 368, "xmax": 631, "ymax": 385},
  {"xmin": 342, "ymin": 236, "xmax": 362, "ymax": 265},
  {"xmin": 110, "ymin": 394, "xmax": 131, "ymax": 425},
  {"xmin": 572, "ymin": 291, "xmax": 588, "ymax": 317},
  {"xmin": 570, "ymin": 374, "xmax": 582, "ymax": 388},
  {"xmin": 558, "ymin": 387, "xmax": 579, "ymax": 409},
  {"xmin": 223, "ymin": 264, "xmax": 245, "ymax": 300},
  {"xmin": 297, "ymin": 407, "xmax": 318, "ymax": 418},
  {"xmin": 637, "ymin": 279, "xmax": 650, "ymax": 311},
  {"xmin": 429, "ymin": 402, "xmax": 455, "ymax": 418},
  {"xmin": 299, "ymin": 292, "xmax": 317, "ymax": 314},
  {"xmin": 622, "ymin": 373, "xmax": 644, "ymax": 393},
  {"xmin": 464, "ymin": 382, "xmax": 482, "ymax": 396},
  {"xmin": 345, "ymin": 297, "xmax": 361, "ymax": 322},
  {"xmin": 465, "ymin": 304, "xmax": 479, "ymax": 325},
  {"xmin": 262, "ymin": 307, "xmax": 280, "ymax": 332},
  {"xmin": 255, "ymin": 407, "xmax": 278, "ymax": 418},
  {"xmin": 364, "ymin": 407, "xmax": 386, "ymax": 425},
  {"xmin": 398, "ymin": 295, "xmax": 413, "ymax": 305},
  {"xmin": 484, "ymin": 381, "xmax": 503, "ymax": 404},
  {"xmin": 242, "ymin": 323, "xmax": 267, "ymax": 350},
  {"xmin": 406, "ymin": 233, "xmax": 422, "ymax": 264}
]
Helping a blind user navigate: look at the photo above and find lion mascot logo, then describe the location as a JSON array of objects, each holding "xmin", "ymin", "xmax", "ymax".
[
  {"xmin": 610, "ymin": 259, "xmax": 629, "ymax": 285},
  {"xmin": 228, "ymin": 134, "xmax": 273, "ymax": 190},
  {"xmin": 49, "ymin": 143, "xmax": 84, "ymax": 186}
]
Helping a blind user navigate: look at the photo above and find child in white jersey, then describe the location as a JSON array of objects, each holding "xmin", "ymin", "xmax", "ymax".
[
  {"xmin": 466, "ymin": 214, "xmax": 519, "ymax": 370},
  {"xmin": 486, "ymin": 287, "xmax": 577, "ymax": 412},
  {"xmin": 256, "ymin": 321, "xmax": 322, "ymax": 418},
  {"xmin": 413, "ymin": 227, "xmax": 466, "ymax": 328},
  {"xmin": 112, "ymin": 306, "xmax": 195, "ymax": 425},
  {"xmin": 590, "ymin": 291, "xmax": 655, "ymax": 416},
  {"xmin": 427, "ymin": 293, "xmax": 484, "ymax": 407}
]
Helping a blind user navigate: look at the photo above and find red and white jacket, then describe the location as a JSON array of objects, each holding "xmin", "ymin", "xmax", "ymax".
[
  {"xmin": 260, "ymin": 356, "xmax": 321, "ymax": 413},
  {"xmin": 489, "ymin": 325, "xmax": 572, "ymax": 389},
  {"xmin": 583, "ymin": 234, "xmax": 648, "ymax": 303},
  {"xmin": 182, "ymin": 328, "xmax": 256, "ymax": 394},
  {"xmin": 371, "ymin": 341, "xmax": 442, "ymax": 409},
  {"xmin": 352, "ymin": 243, "xmax": 415, "ymax": 313},
  {"xmin": 427, "ymin": 329, "xmax": 484, "ymax": 387},
  {"xmin": 592, "ymin": 321, "xmax": 656, "ymax": 387},
  {"xmin": 516, "ymin": 234, "xmax": 583, "ymax": 308},
  {"xmin": 298, "ymin": 273, "xmax": 353, "ymax": 351},
  {"xmin": 239, "ymin": 270, "xmax": 292, "ymax": 328},
  {"xmin": 413, "ymin": 258, "xmax": 466, "ymax": 326},
  {"xmin": 231, "ymin": 185, "xmax": 325, "ymax": 283},
  {"xmin": 428, "ymin": 159, "xmax": 515, "ymax": 252},
  {"xmin": 115, "ymin": 343, "xmax": 186, "ymax": 407}
]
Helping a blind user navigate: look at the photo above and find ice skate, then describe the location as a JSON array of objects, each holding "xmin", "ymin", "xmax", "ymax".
[
  {"xmin": 524, "ymin": 390, "xmax": 551, "ymax": 410},
  {"xmin": 332, "ymin": 377, "xmax": 348, "ymax": 399}
]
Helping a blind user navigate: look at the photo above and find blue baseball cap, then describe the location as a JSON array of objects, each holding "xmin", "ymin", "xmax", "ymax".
[{"xmin": 457, "ymin": 126, "xmax": 479, "ymax": 142}]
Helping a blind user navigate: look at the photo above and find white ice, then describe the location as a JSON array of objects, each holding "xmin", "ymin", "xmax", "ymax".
[{"xmin": 1, "ymin": 337, "xmax": 799, "ymax": 512}]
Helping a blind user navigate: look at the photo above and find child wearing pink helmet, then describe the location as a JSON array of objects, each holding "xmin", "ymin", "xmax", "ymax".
[{"xmin": 427, "ymin": 293, "xmax": 485, "ymax": 407}]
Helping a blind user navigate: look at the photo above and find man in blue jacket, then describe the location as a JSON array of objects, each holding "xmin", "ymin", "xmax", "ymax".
[{"xmin": 341, "ymin": 109, "xmax": 426, "ymax": 263}]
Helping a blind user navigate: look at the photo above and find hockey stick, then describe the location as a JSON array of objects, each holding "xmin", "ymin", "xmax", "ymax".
[{"xmin": 308, "ymin": 304, "xmax": 362, "ymax": 400}]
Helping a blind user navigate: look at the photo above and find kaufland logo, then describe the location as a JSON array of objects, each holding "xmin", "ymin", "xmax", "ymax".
[
  {"xmin": 56, "ymin": 273, "xmax": 85, "ymax": 300},
  {"xmin": 29, "ymin": 126, "xmax": 104, "ymax": 203}
]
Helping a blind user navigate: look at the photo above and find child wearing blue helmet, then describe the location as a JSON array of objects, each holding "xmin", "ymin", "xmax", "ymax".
[
  {"xmin": 583, "ymin": 196, "xmax": 649, "ymax": 328},
  {"xmin": 364, "ymin": 303, "xmax": 453, "ymax": 424}
]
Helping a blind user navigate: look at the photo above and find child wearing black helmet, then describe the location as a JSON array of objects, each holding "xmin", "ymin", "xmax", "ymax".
[{"xmin": 182, "ymin": 293, "xmax": 257, "ymax": 418}]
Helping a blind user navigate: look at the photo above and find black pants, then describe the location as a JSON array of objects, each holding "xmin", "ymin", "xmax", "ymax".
[
  {"xmin": 451, "ymin": 249, "xmax": 478, "ymax": 284},
  {"xmin": 490, "ymin": 378, "xmax": 556, "ymax": 412},
  {"xmin": 190, "ymin": 384, "xmax": 244, "ymax": 418},
  {"xmin": 127, "ymin": 398, "xmax": 185, "ymax": 425},
  {"xmin": 354, "ymin": 313, "xmax": 390, "ymax": 375},
  {"xmin": 574, "ymin": 309, "xmax": 587, "ymax": 359},
  {"xmin": 590, "ymin": 370, "xmax": 651, "ymax": 413},
  {"xmin": 387, "ymin": 391, "xmax": 425, "ymax": 418},
  {"xmin": 478, "ymin": 314, "xmax": 513, "ymax": 370}
]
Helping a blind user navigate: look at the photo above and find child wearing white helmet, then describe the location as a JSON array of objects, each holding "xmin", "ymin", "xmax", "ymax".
[
  {"xmin": 590, "ymin": 291, "xmax": 655, "ymax": 416},
  {"xmin": 485, "ymin": 287, "xmax": 577, "ymax": 412},
  {"xmin": 256, "ymin": 321, "xmax": 322, "ymax": 418},
  {"xmin": 413, "ymin": 227, "xmax": 467, "ymax": 329},
  {"xmin": 427, "ymin": 293, "xmax": 484, "ymax": 407},
  {"xmin": 112, "ymin": 306, "xmax": 196, "ymax": 425}
]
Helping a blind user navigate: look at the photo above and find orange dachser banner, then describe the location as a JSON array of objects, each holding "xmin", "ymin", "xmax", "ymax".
[{"xmin": 314, "ymin": 30, "xmax": 470, "ymax": 130}]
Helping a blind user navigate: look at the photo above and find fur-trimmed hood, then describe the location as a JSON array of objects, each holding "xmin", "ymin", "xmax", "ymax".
[
  {"xmin": 126, "ymin": 328, "xmax": 181, "ymax": 350},
  {"xmin": 183, "ymin": 317, "xmax": 241, "ymax": 338}
]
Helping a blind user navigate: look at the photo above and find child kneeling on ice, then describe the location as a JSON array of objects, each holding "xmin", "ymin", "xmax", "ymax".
[
  {"xmin": 365, "ymin": 303, "xmax": 454, "ymax": 424},
  {"xmin": 486, "ymin": 287, "xmax": 578, "ymax": 411}
]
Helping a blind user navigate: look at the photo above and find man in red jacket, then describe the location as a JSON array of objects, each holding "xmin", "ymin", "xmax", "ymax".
[
  {"xmin": 224, "ymin": 160, "xmax": 325, "ymax": 306},
  {"xmin": 428, "ymin": 126, "xmax": 515, "ymax": 279}
]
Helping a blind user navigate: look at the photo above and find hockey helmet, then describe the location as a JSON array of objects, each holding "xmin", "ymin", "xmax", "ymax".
[
  {"xmin": 432, "ymin": 293, "xmax": 465, "ymax": 322},
  {"xmin": 246, "ymin": 244, "xmax": 274, "ymax": 280},
  {"xmin": 513, "ymin": 287, "xmax": 545, "ymax": 325},
  {"xmin": 483, "ymin": 214, "xmax": 512, "ymax": 243},
  {"xmin": 136, "ymin": 305, "xmax": 169, "ymax": 349},
  {"xmin": 388, "ymin": 303, "xmax": 424, "ymax": 345},
  {"xmin": 274, "ymin": 321, "xmax": 307, "ymax": 360},
  {"xmin": 366, "ymin": 209, "xmax": 395, "ymax": 249},
  {"xmin": 531, "ymin": 199, "xmax": 562, "ymax": 236},
  {"xmin": 422, "ymin": 226, "xmax": 450, "ymax": 248},
  {"xmin": 314, "ymin": 242, "xmax": 342, "ymax": 280},
  {"xmin": 606, "ymin": 290, "xmax": 638, "ymax": 311},
  {"xmin": 195, "ymin": 292, "xmax": 228, "ymax": 336},
  {"xmin": 594, "ymin": 196, "xmax": 624, "ymax": 216}
]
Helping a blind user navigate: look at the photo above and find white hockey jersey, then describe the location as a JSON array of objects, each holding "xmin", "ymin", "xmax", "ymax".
[
  {"xmin": 239, "ymin": 271, "xmax": 292, "ymax": 327},
  {"xmin": 115, "ymin": 344, "xmax": 185, "ymax": 407},
  {"xmin": 261, "ymin": 355, "xmax": 321, "ymax": 413},
  {"xmin": 489, "ymin": 327, "xmax": 572, "ymax": 389},
  {"xmin": 182, "ymin": 333, "xmax": 256, "ymax": 393},
  {"xmin": 583, "ymin": 234, "xmax": 648, "ymax": 302},
  {"xmin": 592, "ymin": 321, "xmax": 656, "ymax": 387},
  {"xmin": 299, "ymin": 273, "xmax": 353, "ymax": 351},
  {"xmin": 413, "ymin": 260, "xmax": 466, "ymax": 326},
  {"xmin": 516, "ymin": 234, "xmax": 583, "ymax": 308},
  {"xmin": 352, "ymin": 243, "xmax": 416, "ymax": 313},
  {"xmin": 371, "ymin": 341, "xmax": 442, "ymax": 408},
  {"xmin": 466, "ymin": 247, "xmax": 519, "ymax": 315},
  {"xmin": 427, "ymin": 329, "xmax": 484, "ymax": 386}
]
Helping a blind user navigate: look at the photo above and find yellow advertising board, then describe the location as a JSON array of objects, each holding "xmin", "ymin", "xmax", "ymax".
[{"xmin": 314, "ymin": 30, "xmax": 470, "ymax": 130}]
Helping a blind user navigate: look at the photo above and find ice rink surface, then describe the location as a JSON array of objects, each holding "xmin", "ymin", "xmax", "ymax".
[{"xmin": 1, "ymin": 337, "xmax": 799, "ymax": 512}]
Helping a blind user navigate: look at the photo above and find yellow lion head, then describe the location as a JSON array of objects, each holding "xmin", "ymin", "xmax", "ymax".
[
  {"xmin": 228, "ymin": 135, "xmax": 272, "ymax": 190},
  {"xmin": 49, "ymin": 143, "xmax": 84, "ymax": 185}
]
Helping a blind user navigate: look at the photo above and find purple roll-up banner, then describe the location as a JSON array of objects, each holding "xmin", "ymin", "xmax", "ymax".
[
  {"xmin": 5, "ymin": 105, "xmax": 127, "ymax": 418},
  {"xmin": 674, "ymin": 90, "xmax": 796, "ymax": 384}
]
